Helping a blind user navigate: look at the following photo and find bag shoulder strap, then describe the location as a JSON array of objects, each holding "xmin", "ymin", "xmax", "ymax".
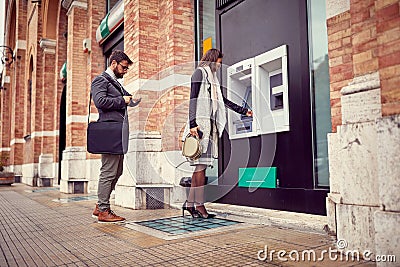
[{"xmin": 101, "ymin": 72, "xmax": 125, "ymax": 96}]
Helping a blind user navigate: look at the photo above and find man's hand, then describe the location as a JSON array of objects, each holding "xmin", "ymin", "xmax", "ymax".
[
  {"xmin": 123, "ymin": 96, "xmax": 132, "ymax": 104},
  {"xmin": 128, "ymin": 97, "xmax": 141, "ymax": 107},
  {"xmin": 246, "ymin": 110, "xmax": 253, "ymax": 117}
]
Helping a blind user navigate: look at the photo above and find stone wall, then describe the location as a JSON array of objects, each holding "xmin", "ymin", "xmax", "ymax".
[{"xmin": 326, "ymin": 0, "xmax": 400, "ymax": 264}]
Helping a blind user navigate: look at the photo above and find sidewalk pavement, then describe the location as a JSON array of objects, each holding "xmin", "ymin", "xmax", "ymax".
[{"xmin": 0, "ymin": 184, "xmax": 376, "ymax": 267}]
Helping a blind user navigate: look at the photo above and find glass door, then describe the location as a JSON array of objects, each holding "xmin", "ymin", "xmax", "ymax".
[{"xmin": 308, "ymin": 0, "xmax": 331, "ymax": 187}]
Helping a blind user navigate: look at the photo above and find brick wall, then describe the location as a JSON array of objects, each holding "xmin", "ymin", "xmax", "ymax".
[
  {"xmin": 86, "ymin": 0, "xmax": 106, "ymax": 160},
  {"xmin": 328, "ymin": 0, "xmax": 400, "ymax": 131},
  {"xmin": 1, "ymin": 0, "xmax": 28, "ymax": 168},
  {"xmin": 351, "ymin": 0, "xmax": 378, "ymax": 76},
  {"xmin": 0, "ymin": 0, "xmax": 8, "ymax": 167},
  {"xmin": 24, "ymin": 3, "xmax": 43, "ymax": 164},
  {"xmin": 11, "ymin": 0, "xmax": 28, "ymax": 167},
  {"xmin": 0, "ymin": 73, "xmax": 11, "ymax": 166},
  {"xmin": 10, "ymin": 50, "xmax": 26, "ymax": 166},
  {"xmin": 66, "ymin": 5, "xmax": 89, "ymax": 148},
  {"xmin": 124, "ymin": 0, "xmax": 194, "ymax": 151},
  {"xmin": 41, "ymin": 52, "xmax": 56, "ymax": 154},
  {"xmin": 376, "ymin": 0, "xmax": 400, "ymax": 116},
  {"xmin": 2, "ymin": 0, "xmax": 195, "ymax": 170},
  {"xmin": 327, "ymin": 11, "xmax": 353, "ymax": 131}
]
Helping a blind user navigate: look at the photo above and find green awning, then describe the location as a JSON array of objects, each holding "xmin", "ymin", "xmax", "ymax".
[
  {"xmin": 96, "ymin": 0, "xmax": 124, "ymax": 44},
  {"xmin": 60, "ymin": 61, "xmax": 67, "ymax": 80}
]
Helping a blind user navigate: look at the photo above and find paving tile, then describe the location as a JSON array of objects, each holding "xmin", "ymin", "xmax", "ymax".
[{"xmin": 0, "ymin": 184, "xmax": 371, "ymax": 267}]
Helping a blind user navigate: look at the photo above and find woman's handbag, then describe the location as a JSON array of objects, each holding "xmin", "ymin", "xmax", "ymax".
[
  {"xmin": 179, "ymin": 177, "xmax": 192, "ymax": 187},
  {"xmin": 179, "ymin": 176, "xmax": 208, "ymax": 187},
  {"xmin": 182, "ymin": 134, "xmax": 202, "ymax": 160}
]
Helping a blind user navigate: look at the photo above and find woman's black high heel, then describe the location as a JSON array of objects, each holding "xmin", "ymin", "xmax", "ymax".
[
  {"xmin": 195, "ymin": 204, "xmax": 216, "ymax": 219},
  {"xmin": 182, "ymin": 201, "xmax": 199, "ymax": 218},
  {"xmin": 196, "ymin": 211, "xmax": 216, "ymax": 219}
]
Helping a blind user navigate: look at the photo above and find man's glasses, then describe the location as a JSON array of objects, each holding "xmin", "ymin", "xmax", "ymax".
[{"xmin": 118, "ymin": 63, "xmax": 129, "ymax": 71}]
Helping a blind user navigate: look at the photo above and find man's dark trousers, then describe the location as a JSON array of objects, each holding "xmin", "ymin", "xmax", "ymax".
[{"xmin": 98, "ymin": 154, "xmax": 124, "ymax": 212}]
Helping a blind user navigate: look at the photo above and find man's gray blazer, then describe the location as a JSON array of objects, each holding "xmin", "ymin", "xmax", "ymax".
[{"xmin": 91, "ymin": 72, "xmax": 131, "ymax": 122}]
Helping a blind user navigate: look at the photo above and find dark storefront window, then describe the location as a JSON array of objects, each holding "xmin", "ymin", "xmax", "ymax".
[
  {"xmin": 100, "ymin": 0, "xmax": 124, "ymax": 69},
  {"xmin": 103, "ymin": 30, "xmax": 124, "ymax": 67},
  {"xmin": 194, "ymin": 0, "xmax": 216, "ymax": 61},
  {"xmin": 307, "ymin": 0, "xmax": 331, "ymax": 187},
  {"xmin": 107, "ymin": 0, "xmax": 120, "ymax": 12},
  {"xmin": 194, "ymin": 0, "xmax": 219, "ymax": 182}
]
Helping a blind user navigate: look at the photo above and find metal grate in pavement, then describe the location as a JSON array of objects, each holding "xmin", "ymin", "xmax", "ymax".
[
  {"xmin": 25, "ymin": 187, "xmax": 59, "ymax": 193},
  {"xmin": 146, "ymin": 188, "xmax": 164, "ymax": 209},
  {"xmin": 53, "ymin": 195, "xmax": 97, "ymax": 203},
  {"xmin": 133, "ymin": 216, "xmax": 241, "ymax": 235}
]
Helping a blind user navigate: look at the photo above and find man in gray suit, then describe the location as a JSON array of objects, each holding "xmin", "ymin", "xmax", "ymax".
[{"xmin": 90, "ymin": 50, "xmax": 140, "ymax": 223}]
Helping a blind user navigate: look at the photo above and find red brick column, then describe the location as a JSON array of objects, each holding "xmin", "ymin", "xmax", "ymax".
[
  {"xmin": 60, "ymin": 0, "xmax": 89, "ymax": 193},
  {"xmin": 9, "ymin": 0, "xmax": 28, "ymax": 175},
  {"xmin": 65, "ymin": 6, "xmax": 88, "ymax": 148},
  {"xmin": 376, "ymin": 0, "xmax": 400, "ymax": 116},
  {"xmin": 22, "ymin": 3, "xmax": 45, "ymax": 185},
  {"xmin": 351, "ymin": 0, "xmax": 378, "ymax": 76},
  {"xmin": 37, "ymin": 39, "xmax": 57, "ymax": 185},
  {"xmin": 9, "ymin": 49, "xmax": 26, "ymax": 173},
  {"xmin": 124, "ymin": 0, "xmax": 194, "ymax": 151},
  {"xmin": 327, "ymin": 11, "xmax": 353, "ymax": 132},
  {"xmin": 326, "ymin": 0, "xmax": 400, "ymax": 255},
  {"xmin": 0, "ymin": 68, "xmax": 12, "ymax": 169},
  {"xmin": 86, "ymin": 0, "xmax": 106, "ymax": 164},
  {"xmin": 158, "ymin": 0, "xmax": 194, "ymax": 151},
  {"xmin": 124, "ymin": 0, "xmax": 160, "ymax": 132},
  {"xmin": 40, "ymin": 40, "xmax": 56, "ymax": 155},
  {"xmin": 114, "ymin": 0, "xmax": 194, "ymax": 208}
]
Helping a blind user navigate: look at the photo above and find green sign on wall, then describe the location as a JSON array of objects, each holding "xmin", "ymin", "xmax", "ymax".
[{"xmin": 238, "ymin": 167, "xmax": 277, "ymax": 188}]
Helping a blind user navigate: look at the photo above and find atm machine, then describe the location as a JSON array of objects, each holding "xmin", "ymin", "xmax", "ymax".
[
  {"xmin": 227, "ymin": 45, "xmax": 289, "ymax": 138},
  {"xmin": 216, "ymin": 0, "xmax": 327, "ymax": 215},
  {"xmin": 225, "ymin": 45, "xmax": 289, "ymax": 190}
]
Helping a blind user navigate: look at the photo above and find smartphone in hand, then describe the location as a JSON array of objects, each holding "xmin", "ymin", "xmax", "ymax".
[
  {"xmin": 198, "ymin": 129, "xmax": 203, "ymax": 139},
  {"xmin": 129, "ymin": 97, "xmax": 141, "ymax": 107}
]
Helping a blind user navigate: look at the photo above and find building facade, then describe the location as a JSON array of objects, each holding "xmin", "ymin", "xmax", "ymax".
[
  {"xmin": 324, "ymin": 0, "xmax": 399, "ymax": 261},
  {"xmin": 1, "ymin": 0, "xmax": 399, "ymax": 262}
]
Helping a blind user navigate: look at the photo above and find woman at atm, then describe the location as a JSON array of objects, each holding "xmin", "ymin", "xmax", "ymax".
[{"xmin": 183, "ymin": 48, "xmax": 253, "ymax": 219}]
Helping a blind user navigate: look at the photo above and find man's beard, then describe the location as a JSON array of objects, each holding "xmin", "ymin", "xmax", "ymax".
[{"xmin": 114, "ymin": 69, "xmax": 123, "ymax": 79}]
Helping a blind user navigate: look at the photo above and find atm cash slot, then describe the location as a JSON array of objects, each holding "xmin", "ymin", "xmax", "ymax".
[
  {"xmin": 270, "ymin": 73, "xmax": 284, "ymax": 111},
  {"xmin": 233, "ymin": 116, "xmax": 253, "ymax": 134}
]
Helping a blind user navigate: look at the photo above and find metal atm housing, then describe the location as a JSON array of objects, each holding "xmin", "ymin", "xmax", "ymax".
[
  {"xmin": 227, "ymin": 58, "xmax": 257, "ymax": 139},
  {"xmin": 255, "ymin": 45, "xmax": 289, "ymax": 134}
]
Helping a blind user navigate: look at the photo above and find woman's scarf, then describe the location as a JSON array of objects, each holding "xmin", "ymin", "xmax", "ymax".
[{"xmin": 203, "ymin": 66, "xmax": 227, "ymax": 137}]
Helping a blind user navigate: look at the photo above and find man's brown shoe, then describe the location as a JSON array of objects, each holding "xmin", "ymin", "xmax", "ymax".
[
  {"xmin": 92, "ymin": 204, "xmax": 100, "ymax": 218},
  {"xmin": 98, "ymin": 209, "xmax": 125, "ymax": 223}
]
